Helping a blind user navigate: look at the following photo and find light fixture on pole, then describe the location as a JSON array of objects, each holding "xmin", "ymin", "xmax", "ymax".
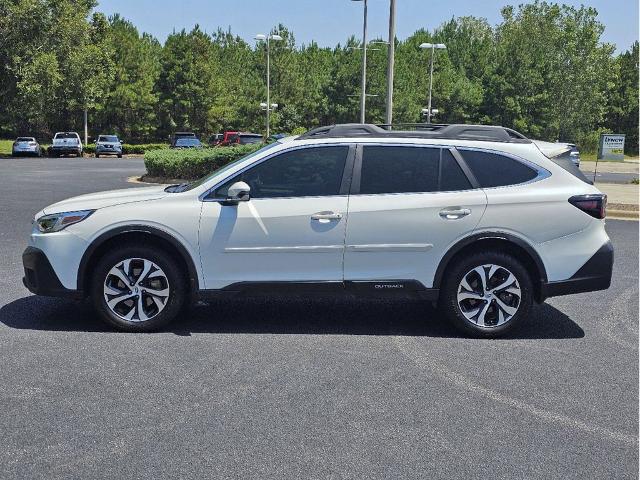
[
  {"xmin": 419, "ymin": 42, "xmax": 446, "ymax": 124},
  {"xmin": 255, "ymin": 33, "xmax": 283, "ymax": 138},
  {"xmin": 351, "ymin": 0, "xmax": 368, "ymax": 124}
]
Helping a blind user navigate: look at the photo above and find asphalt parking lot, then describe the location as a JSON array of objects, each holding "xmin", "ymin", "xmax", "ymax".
[{"xmin": 0, "ymin": 157, "xmax": 638, "ymax": 479}]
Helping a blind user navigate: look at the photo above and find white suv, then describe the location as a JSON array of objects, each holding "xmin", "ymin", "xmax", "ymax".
[{"xmin": 22, "ymin": 124, "xmax": 613, "ymax": 337}]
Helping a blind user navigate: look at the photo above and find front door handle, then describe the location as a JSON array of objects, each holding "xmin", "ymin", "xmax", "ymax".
[
  {"xmin": 439, "ymin": 208, "xmax": 471, "ymax": 220},
  {"xmin": 311, "ymin": 211, "xmax": 343, "ymax": 223}
]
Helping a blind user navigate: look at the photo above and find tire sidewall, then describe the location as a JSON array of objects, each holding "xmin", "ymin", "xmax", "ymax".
[
  {"xmin": 91, "ymin": 246, "xmax": 185, "ymax": 332},
  {"xmin": 441, "ymin": 251, "xmax": 533, "ymax": 338}
]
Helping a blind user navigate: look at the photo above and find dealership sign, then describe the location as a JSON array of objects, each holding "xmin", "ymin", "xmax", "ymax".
[{"xmin": 598, "ymin": 134, "xmax": 625, "ymax": 161}]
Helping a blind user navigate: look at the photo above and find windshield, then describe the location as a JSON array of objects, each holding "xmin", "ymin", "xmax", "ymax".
[
  {"xmin": 16, "ymin": 137, "xmax": 34, "ymax": 142},
  {"xmin": 239, "ymin": 135, "xmax": 263, "ymax": 144},
  {"xmin": 171, "ymin": 142, "xmax": 280, "ymax": 193},
  {"xmin": 175, "ymin": 138, "xmax": 201, "ymax": 147},
  {"xmin": 56, "ymin": 133, "xmax": 78, "ymax": 139},
  {"xmin": 98, "ymin": 135, "xmax": 119, "ymax": 143}
]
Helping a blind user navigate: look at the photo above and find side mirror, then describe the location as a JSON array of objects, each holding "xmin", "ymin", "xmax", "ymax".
[{"xmin": 225, "ymin": 181, "xmax": 251, "ymax": 203}]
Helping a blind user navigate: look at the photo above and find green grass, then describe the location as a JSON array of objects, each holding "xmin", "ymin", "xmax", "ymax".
[
  {"xmin": 580, "ymin": 152, "xmax": 639, "ymax": 162},
  {"xmin": 0, "ymin": 139, "xmax": 14, "ymax": 155}
]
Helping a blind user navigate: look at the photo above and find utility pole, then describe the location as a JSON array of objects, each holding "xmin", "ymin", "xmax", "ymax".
[
  {"xmin": 83, "ymin": 108, "xmax": 88, "ymax": 146},
  {"xmin": 385, "ymin": 0, "xmax": 396, "ymax": 126}
]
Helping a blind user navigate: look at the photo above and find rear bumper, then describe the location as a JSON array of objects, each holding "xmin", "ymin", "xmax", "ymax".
[
  {"xmin": 540, "ymin": 240, "xmax": 613, "ymax": 300},
  {"xmin": 22, "ymin": 246, "xmax": 82, "ymax": 299},
  {"xmin": 49, "ymin": 146, "xmax": 82, "ymax": 154}
]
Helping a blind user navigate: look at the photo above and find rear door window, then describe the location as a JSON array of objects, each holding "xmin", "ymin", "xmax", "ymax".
[
  {"xmin": 360, "ymin": 146, "xmax": 439, "ymax": 194},
  {"xmin": 359, "ymin": 146, "xmax": 471, "ymax": 194},
  {"xmin": 459, "ymin": 150, "xmax": 538, "ymax": 187}
]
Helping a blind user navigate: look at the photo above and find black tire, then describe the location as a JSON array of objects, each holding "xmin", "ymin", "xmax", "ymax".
[
  {"xmin": 91, "ymin": 245, "xmax": 186, "ymax": 332},
  {"xmin": 439, "ymin": 250, "xmax": 533, "ymax": 338},
  {"xmin": 95, "ymin": 153, "xmax": 99, "ymax": 158},
  {"xmin": 117, "ymin": 154, "xmax": 122, "ymax": 158}
]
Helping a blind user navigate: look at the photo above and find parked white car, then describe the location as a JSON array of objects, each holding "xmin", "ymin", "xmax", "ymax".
[
  {"xmin": 23, "ymin": 124, "xmax": 613, "ymax": 336},
  {"xmin": 48, "ymin": 132, "xmax": 82, "ymax": 157},
  {"xmin": 12, "ymin": 137, "xmax": 42, "ymax": 156}
]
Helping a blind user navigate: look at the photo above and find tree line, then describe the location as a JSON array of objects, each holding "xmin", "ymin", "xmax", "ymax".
[{"xmin": 0, "ymin": 0, "xmax": 637, "ymax": 152}]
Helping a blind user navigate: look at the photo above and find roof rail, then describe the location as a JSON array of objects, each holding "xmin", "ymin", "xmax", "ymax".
[{"xmin": 297, "ymin": 123, "xmax": 531, "ymax": 144}]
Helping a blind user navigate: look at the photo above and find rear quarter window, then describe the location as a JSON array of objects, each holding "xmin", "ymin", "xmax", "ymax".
[{"xmin": 459, "ymin": 150, "xmax": 538, "ymax": 188}]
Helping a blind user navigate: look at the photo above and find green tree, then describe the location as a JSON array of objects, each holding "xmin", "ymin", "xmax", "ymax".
[{"xmin": 604, "ymin": 42, "xmax": 639, "ymax": 154}]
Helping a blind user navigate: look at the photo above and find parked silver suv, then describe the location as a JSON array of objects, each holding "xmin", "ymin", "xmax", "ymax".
[{"xmin": 95, "ymin": 135, "xmax": 123, "ymax": 158}]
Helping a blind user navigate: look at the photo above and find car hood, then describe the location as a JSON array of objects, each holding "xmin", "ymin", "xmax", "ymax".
[{"xmin": 42, "ymin": 185, "xmax": 169, "ymax": 214}]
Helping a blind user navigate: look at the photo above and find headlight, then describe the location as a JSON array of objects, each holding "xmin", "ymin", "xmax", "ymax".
[{"xmin": 36, "ymin": 210, "xmax": 94, "ymax": 233}]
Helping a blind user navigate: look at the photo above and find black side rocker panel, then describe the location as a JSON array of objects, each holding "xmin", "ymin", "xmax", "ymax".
[{"xmin": 197, "ymin": 280, "xmax": 439, "ymax": 301}]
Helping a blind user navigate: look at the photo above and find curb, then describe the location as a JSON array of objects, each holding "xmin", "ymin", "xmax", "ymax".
[
  {"xmin": 608, "ymin": 209, "xmax": 639, "ymax": 221},
  {"xmin": 128, "ymin": 175, "xmax": 172, "ymax": 185}
]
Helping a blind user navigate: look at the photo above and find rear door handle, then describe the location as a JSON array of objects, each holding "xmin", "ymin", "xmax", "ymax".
[
  {"xmin": 439, "ymin": 208, "xmax": 471, "ymax": 219},
  {"xmin": 311, "ymin": 211, "xmax": 343, "ymax": 222}
]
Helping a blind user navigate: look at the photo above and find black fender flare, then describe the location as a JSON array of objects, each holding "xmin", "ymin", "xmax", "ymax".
[
  {"xmin": 77, "ymin": 225, "xmax": 200, "ymax": 293},
  {"xmin": 432, "ymin": 231, "xmax": 548, "ymax": 289}
]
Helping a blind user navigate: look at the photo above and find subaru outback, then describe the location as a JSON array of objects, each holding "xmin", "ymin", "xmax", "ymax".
[{"xmin": 22, "ymin": 124, "xmax": 613, "ymax": 337}]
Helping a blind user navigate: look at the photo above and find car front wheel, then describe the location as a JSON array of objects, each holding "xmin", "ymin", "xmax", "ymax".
[
  {"xmin": 440, "ymin": 251, "xmax": 533, "ymax": 338},
  {"xmin": 91, "ymin": 246, "xmax": 186, "ymax": 332}
]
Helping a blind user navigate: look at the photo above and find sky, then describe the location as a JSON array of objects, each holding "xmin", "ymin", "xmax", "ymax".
[{"xmin": 96, "ymin": 0, "xmax": 638, "ymax": 52}]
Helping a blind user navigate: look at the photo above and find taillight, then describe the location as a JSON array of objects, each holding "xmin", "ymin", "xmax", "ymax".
[{"xmin": 569, "ymin": 194, "xmax": 607, "ymax": 219}]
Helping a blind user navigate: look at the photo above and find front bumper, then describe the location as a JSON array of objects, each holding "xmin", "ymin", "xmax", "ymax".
[
  {"xmin": 540, "ymin": 240, "xmax": 614, "ymax": 300},
  {"xmin": 22, "ymin": 247, "xmax": 82, "ymax": 298},
  {"xmin": 96, "ymin": 145, "xmax": 122, "ymax": 155}
]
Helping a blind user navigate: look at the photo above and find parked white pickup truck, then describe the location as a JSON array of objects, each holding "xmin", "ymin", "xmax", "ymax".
[{"xmin": 48, "ymin": 132, "xmax": 83, "ymax": 157}]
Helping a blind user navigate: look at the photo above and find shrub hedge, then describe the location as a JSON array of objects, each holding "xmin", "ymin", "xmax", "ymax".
[
  {"xmin": 144, "ymin": 144, "xmax": 264, "ymax": 179},
  {"xmin": 83, "ymin": 143, "xmax": 168, "ymax": 155}
]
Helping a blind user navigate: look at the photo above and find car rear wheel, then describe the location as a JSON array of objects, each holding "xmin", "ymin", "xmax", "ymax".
[
  {"xmin": 439, "ymin": 251, "xmax": 533, "ymax": 338},
  {"xmin": 91, "ymin": 246, "xmax": 186, "ymax": 332}
]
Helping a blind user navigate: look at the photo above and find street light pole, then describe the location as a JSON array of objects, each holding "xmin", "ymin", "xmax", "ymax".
[
  {"xmin": 427, "ymin": 44, "xmax": 435, "ymax": 124},
  {"xmin": 266, "ymin": 35, "xmax": 271, "ymax": 138},
  {"xmin": 385, "ymin": 0, "xmax": 396, "ymax": 126},
  {"xmin": 352, "ymin": 0, "xmax": 368, "ymax": 124},
  {"xmin": 419, "ymin": 42, "xmax": 447, "ymax": 123},
  {"xmin": 255, "ymin": 33, "xmax": 283, "ymax": 138}
]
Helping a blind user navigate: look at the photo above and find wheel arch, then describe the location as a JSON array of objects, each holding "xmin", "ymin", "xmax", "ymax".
[
  {"xmin": 77, "ymin": 225, "xmax": 200, "ymax": 296},
  {"xmin": 433, "ymin": 232, "xmax": 547, "ymax": 302}
]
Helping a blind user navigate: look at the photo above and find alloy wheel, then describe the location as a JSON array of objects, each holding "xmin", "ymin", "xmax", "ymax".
[
  {"xmin": 456, "ymin": 264, "xmax": 521, "ymax": 327},
  {"xmin": 103, "ymin": 258, "xmax": 170, "ymax": 322}
]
